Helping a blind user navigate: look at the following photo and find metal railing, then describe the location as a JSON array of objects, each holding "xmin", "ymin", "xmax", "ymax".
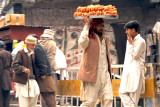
[{"xmin": 57, "ymin": 63, "xmax": 160, "ymax": 107}]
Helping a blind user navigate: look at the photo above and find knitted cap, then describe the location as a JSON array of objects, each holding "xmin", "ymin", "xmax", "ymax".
[
  {"xmin": 25, "ymin": 36, "xmax": 37, "ymax": 45},
  {"xmin": 41, "ymin": 29, "xmax": 54, "ymax": 38}
]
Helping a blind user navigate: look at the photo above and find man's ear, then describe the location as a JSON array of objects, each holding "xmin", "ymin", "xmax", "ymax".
[{"xmin": 132, "ymin": 28, "xmax": 136, "ymax": 33}]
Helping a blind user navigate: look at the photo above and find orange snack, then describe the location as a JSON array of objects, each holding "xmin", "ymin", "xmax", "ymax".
[
  {"xmin": 76, "ymin": 7, "xmax": 82, "ymax": 12},
  {"xmin": 77, "ymin": 12, "xmax": 82, "ymax": 16},
  {"xmin": 74, "ymin": 4, "xmax": 118, "ymax": 17},
  {"xmin": 101, "ymin": 10, "xmax": 105, "ymax": 15},
  {"xmin": 98, "ymin": 6, "xmax": 105, "ymax": 11},
  {"xmin": 86, "ymin": 7, "xmax": 90, "ymax": 13},
  {"xmin": 104, "ymin": 11, "xmax": 110, "ymax": 15},
  {"xmin": 89, "ymin": 11, "xmax": 95, "ymax": 15},
  {"xmin": 73, "ymin": 12, "xmax": 78, "ymax": 17},
  {"xmin": 81, "ymin": 7, "xmax": 86, "ymax": 12}
]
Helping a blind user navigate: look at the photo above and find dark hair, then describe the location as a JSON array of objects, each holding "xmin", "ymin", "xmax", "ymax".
[
  {"xmin": 124, "ymin": 20, "xmax": 140, "ymax": 33},
  {"xmin": 0, "ymin": 40, "xmax": 5, "ymax": 48}
]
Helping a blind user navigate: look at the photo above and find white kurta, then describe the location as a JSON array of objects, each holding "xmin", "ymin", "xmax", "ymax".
[
  {"xmin": 79, "ymin": 25, "xmax": 113, "ymax": 107},
  {"xmin": 15, "ymin": 80, "xmax": 40, "ymax": 98},
  {"xmin": 119, "ymin": 34, "xmax": 146, "ymax": 94}
]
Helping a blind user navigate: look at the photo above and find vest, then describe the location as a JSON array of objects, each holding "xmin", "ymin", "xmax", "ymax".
[{"xmin": 78, "ymin": 37, "xmax": 111, "ymax": 82}]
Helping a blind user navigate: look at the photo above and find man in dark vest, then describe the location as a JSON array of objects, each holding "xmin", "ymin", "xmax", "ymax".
[
  {"xmin": 12, "ymin": 35, "xmax": 40, "ymax": 107},
  {"xmin": 0, "ymin": 41, "xmax": 12, "ymax": 107},
  {"xmin": 77, "ymin": 15, "xmax": 113, "ymax": 107},
  {"xmin": 31, "ymin": 34, "xmax": 56, "ymax": 107}
]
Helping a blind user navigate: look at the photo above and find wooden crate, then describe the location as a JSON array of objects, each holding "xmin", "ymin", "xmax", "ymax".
[
  {"xmin": 5, "ymin": 14, "xmax": 25, "ymax": 26},
  {"xmin": 0, "ymin": 17, "xmax": 5, "ymax": 28}
]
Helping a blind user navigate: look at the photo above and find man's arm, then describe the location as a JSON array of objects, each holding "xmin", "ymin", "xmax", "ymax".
[
  {"xmin": 0, "ymin": 57, "xmax": 3, "ymax": 76},
  {"xmin": 78, "ymin": 15, "xmax": 90, "ymax": 50},
  {"xmin": 47, "ymin": 41, "xmax": 57, "ymax": 71},
  {"xmin": 12, "ymin": 52, "xmax": 30, "ymax": 74},
  {"xmin": 34, "ymin": 45, "xmax": 47, "ymax": 77},
  {"xmin": 127, "ymin": 40, "xmax": 146, "ymax": 60}
]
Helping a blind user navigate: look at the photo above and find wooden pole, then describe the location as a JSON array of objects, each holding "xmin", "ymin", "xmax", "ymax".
[{"xmin": 28, "ymin": 76, "xmax": 30, "ymax": 107}]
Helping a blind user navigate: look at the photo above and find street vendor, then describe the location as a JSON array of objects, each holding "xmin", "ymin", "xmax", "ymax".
[{"xmin": 77, "ymin": 14, "xmax": 113, "ymax": 107}]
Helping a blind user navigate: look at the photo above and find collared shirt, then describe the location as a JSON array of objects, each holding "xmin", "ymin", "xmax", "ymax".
[
  {"xmin": 24, "ymin": 47, "xmax": 34, "ymax": 56},
  {"xmin": 125, "ymin": 34, "xmax": 145, "ymax": 65},
  {"xmin": 95, "ymin": 34, "xmax": 108, "ymax": 69}
]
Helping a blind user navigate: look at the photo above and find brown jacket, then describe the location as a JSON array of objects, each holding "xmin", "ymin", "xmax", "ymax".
[
  {"xmin": 39, "ymin": 38, "xmax": 57, "ymax": 71},
  {"xmin": 12, "ymin": 49, "xmax": 36, "ymax": 84},
  {"xmin": 78, "ymin": 37, "xmax": 111, "ymax": 83}
]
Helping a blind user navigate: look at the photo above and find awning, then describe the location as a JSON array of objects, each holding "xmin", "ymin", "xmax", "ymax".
[{"xmin": 0, "ymin": 25, "xmax": 50, "ymax": 43}]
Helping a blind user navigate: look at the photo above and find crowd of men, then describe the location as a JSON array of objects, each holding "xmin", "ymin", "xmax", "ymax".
[{"xmin": 0, "ymin": 15, "xmax": 146, "ymax": 107}]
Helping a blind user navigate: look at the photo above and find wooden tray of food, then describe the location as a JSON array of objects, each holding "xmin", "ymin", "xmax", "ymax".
[{"xmin": 75, "ymin": 15, "xmax": 118, "ymax": 20}]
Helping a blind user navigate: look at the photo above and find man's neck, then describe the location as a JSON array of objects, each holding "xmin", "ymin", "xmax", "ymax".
[
  {"xmin": 26, "ymin": 47, "xmax": 31, "ymax": 53},
  {"xmin": 98, "ymin": 35, "xmax": 103, "ymax": 43},
  {"xmin": 132, "ymin": 33, "xmax": 138, "ymax": 39}
]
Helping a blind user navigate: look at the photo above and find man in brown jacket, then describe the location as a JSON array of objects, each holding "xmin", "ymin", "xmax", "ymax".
[
  {"xmin": 12, "ymin": 36, "xmax": 40, "ymax": 107},
  {"xmin": 77, "ymin": 15, "xmax": 113, "ymax": 107},
  {"xmin": 0, "ymin": 41, "xmax": 12, "ymax": 107}
]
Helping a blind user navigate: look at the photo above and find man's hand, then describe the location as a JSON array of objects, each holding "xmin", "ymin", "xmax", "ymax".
[
  {"xmin": 82, "ymin": 14, "xmax": 89, "ymax": 26},
  {"xmin": 127, "ymin": 35, "xmax": 132, "ymax": 44},
  {"xmin": 41, "ymin": 76, "xmax": 46, "ymax": 79},
  {"xmin": 23, "ymin": 69, "xmax": 30, "ymax": 75}
]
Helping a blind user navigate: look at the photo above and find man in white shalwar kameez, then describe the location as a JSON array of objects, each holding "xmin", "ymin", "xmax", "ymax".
[
  {"xmin": 119, "ymin": 21, "xmax": 146, "ymax": 107},
  {"xmin": 77, "ymin": 15, "xmax": 113, "ymax": 107}
]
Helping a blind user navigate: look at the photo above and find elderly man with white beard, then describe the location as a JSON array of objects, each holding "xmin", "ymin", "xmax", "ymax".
[{"xmin": 12, "ymin": 35, "xmax": 40, "ymax": 107}]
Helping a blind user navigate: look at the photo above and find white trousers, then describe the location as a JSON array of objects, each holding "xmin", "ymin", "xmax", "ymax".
[
  {"xmin": 19, "ymin": 94, "xmax": 39, "ymax": 107},
  {"xmin": 119, "ymin": 77, "xmax": 143, "ymax": 107},
  {"xmin": 80, "ymin": 70, "xmax": 113, "ymax": 107}
]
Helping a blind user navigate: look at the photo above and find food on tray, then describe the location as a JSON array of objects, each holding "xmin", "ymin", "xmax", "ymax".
[{"xmin": 73, "ymin": 4, "xmax": 118, "ymax": 17}]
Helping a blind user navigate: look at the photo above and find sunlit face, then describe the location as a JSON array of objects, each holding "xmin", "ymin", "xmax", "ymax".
[
  {"xmin": 96, "ymin": 22, "xmax": 104, "ymax": 33},
  {"xmin": 26, "ymin": 44, "xmax": 35, "ymax": 52}
]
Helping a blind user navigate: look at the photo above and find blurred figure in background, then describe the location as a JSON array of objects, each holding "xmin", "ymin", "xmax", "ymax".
[
  {"xmin": 39, "ymin": 29, "xmax": 58, "ymax": 85},
  {"xmin": 0, "ymin": 41, "xmax": 12, "ymax": 107}
]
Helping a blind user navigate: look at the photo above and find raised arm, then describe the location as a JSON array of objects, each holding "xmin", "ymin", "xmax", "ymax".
[
  {"xmin": 78, "ymin": 15, "xmax": 90, "ymax": 50},
  {"xmin": 127, "ymin": 39, "xmax": 146, "ymax": 60}
]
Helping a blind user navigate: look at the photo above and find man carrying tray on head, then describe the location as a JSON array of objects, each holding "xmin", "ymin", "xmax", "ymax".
[{"xmin": 77, "ymin": 14, "xmax": 113, "ymax": 107}]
